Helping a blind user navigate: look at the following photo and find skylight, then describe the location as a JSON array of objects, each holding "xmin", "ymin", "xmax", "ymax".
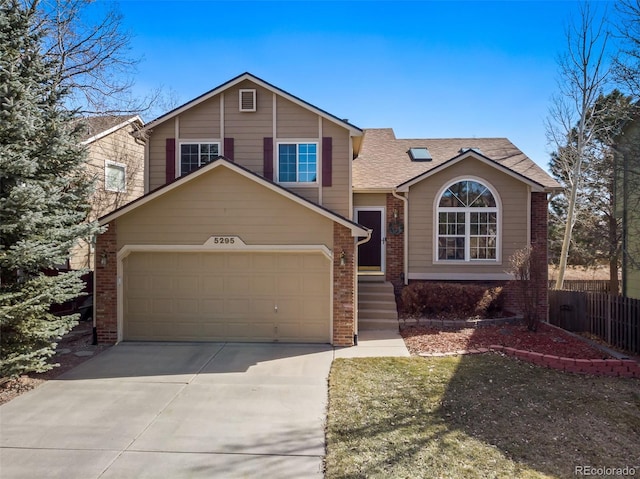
[{"xmin": 408, "ymin": 147, "xmax": 432, "ymax": 161}]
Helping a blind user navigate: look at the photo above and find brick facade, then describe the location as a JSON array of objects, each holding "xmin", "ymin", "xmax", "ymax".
[
  {"xmin": 333, "ymin": 223, "xmax": 356, "ymax": 346},
  {"xmin": 385, "ymin": 193, "xmax": 405, "ymax": 292},
  {"xmin": 503, "ymin": 192, "xmax": 549, "ymax": 321},
  {"xmin": 95, "ymin": 221, "xmax": 118, "ymax": 343}
]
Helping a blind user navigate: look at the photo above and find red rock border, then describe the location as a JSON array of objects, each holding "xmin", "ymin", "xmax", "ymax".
[{"xmin": 419, "ymin": 347, "xmax": 640, "ymax": 378}]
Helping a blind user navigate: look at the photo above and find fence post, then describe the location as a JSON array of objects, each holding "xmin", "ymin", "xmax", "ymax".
[{"xmin": 606, "ymin": 294, "xmax": 612, "ymax": 345}]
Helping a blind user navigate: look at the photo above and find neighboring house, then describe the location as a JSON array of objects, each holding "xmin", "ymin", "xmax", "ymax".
[
  {"xmin": 614, "ymin": 118, "xmax": 640, "ymax": 300},
  {"xmin": 94, "ymin": 73, "xmax": 559, "ymax": 346},
  {"xmin": 69, "ymin": 115, "xmax": 145, "ymax": 270}
]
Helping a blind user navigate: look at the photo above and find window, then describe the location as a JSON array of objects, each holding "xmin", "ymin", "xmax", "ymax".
[
  {"xmin": 277, "ymin": 143, "xmax": 317, "ymax": 183},
  {"xmin": 180, "ymin": 142, "xmax": 220, "ymax": 175},
  {"xmin": 436, "ymin": 179, "xmax": 498, "ymax": 261},
  {"xmin": 408, "ymin": 147, "xmax": 432, "ymax": 161},
  {"xmin": 105, "ymin": 161, "xmax": 126, "ymax": 192}
]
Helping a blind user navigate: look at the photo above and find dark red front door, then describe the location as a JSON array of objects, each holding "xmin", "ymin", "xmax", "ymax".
[{"xmin": 357, "ymin": 210, "xmax": 382, "ymax": 271}]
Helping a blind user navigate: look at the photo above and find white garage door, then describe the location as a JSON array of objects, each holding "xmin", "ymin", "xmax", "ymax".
[{"xmin": 123, "ymin": 251, "xmax": 330, "ymax": 342}]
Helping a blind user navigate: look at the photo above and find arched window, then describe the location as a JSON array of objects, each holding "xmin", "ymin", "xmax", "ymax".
[{"xmin": 436, "ymin": 179, "xmax": 499, "ymax": 261}]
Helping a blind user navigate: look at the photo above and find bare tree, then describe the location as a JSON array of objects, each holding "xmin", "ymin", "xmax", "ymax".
[
  {"xmin": 26, "ymin": 0, "xmax": 163, "ymax": 115},
  {"xmin": 546, "ymin": 2, "xmax": 612, "ymax": 290}
]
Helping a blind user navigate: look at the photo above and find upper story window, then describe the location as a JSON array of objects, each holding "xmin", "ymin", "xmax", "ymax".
[
  {"xmin": 105, "ymin": 161, "xmax": 126, "ymax": 192},
  {"xmin": 277, "ymin": 142, "xmax": 317, "ymax": 183},
  {"xmin": 180, "ymin": 142, "xmax": 220, "ymax": 175},
  {"xmin": 436, "ymin": 179, "xmax": 499, "ymax": 262}
]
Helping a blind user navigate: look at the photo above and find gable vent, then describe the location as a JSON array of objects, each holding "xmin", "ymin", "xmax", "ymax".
[{"xmin": 239, "ymin": 89, "xmax": 256, "ymax": 112}]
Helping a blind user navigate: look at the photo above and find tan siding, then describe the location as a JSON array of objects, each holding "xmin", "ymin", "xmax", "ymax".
[
  {"xmin": 224, "ymin": 80, "xmax": 273, "ymax": 174},
  {"xmin": 321, "ymin": 119, "xmax": 351, "ymax": 217},
  {"xmin": 354, "ymin": 193, "xmax": 387, "ymax": 208},
  {"xmin": 116, "ymin": 167, "xmax": 334, "ymax": 248},
  {"xmin": 276, "ymin": 96, "xmax": 319, "ymax": 138},
  {"xmin": 408, "ymin": 158, "xmax": 529, "ymax": 276},
  {"xmin": 148, "ymin": 120, "xmax": 175, "ymax": 191},
  {"xmin": 70, "ymin": 123, "xmax": 145, "ymax": 270},
  {"xmin": 179, "ymin": 96, "xmax": 221, "ymax": 139}
]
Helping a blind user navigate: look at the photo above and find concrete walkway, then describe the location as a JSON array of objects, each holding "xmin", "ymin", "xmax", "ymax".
[{"xmin": 0, "ymin": 335, "xmax": 408, "ymax": 479}]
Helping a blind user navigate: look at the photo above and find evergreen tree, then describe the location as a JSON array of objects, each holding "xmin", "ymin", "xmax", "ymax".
[{"xmin": 0, "ymin": 0, "xmax": 98, "ymax": 377}]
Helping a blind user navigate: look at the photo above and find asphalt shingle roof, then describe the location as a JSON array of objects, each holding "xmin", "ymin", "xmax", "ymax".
[{"xmin": 353, "ymin": 128, "xmax": 560, "ymax": 190}]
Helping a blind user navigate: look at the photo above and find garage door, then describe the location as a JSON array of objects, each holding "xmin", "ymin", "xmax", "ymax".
[{"xmin": 123, "ymin": 251, "xmax": 330, "ymax": 343}]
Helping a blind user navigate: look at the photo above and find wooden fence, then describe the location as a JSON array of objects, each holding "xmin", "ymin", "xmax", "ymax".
[
  {"xmin": 549, "ymin": 290, "xmax": 640, "ymax": 355},
  {"xmin": 548, "ymin": 280, "xmax": 617, "ymax": 294}
]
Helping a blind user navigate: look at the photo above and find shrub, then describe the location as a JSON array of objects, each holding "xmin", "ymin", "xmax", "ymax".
[{"xmin": 400, "ymin": 282, "xmax": 504, "ymax": 319}]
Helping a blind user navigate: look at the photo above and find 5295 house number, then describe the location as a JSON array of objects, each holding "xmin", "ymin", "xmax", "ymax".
[{"xmin": 212, "ymin": 237, "xmax": 235, "ymax": 244}]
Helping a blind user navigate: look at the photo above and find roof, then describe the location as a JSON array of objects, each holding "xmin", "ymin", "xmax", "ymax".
[
  {"xmin": 353, "ymin": 128, "xmax": 560, "ymax": 191},
  {"xmin": 142, "ymin": 72, "xmax": 363, "ymax": 136},
  {"xmin": 99, "ymin": 156, "xmax": 368, "ymax": 237},
  {"xmin": 79, "ymin": 115, "xmax": 144, "ymax": 144}
]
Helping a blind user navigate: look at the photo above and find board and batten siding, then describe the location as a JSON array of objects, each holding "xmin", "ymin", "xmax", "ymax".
[
  {"xmin": 408, "ymin": 158, "xmax": 529, "ymax": 276},
  {"xmin": 115, "ymin": 167, "xmax": 334, "ymax": 249},
  {"xmin": 148, "ymin": 120, "xmax": 175, "ymax": 191},
  {"xmin": 224, "ymin": 81, "xmax": 273, "ymax": 174},
  {"xmin": 179, "ymin": 96, "xmax": 221, "ymax": 139},
  {"xmin": 144, "ymin": 78, "xmax": 353, "ymax": 218}
]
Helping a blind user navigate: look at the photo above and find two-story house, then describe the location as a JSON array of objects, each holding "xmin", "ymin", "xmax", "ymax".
[{"xmin": 94, "ymin": 73, "xmax": 559, "ymax": 346}]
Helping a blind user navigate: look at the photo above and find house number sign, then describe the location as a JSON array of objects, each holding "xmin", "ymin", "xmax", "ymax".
[{"xmin": 205, "ymin": 235, "xmax": 246, "ymax": 247}]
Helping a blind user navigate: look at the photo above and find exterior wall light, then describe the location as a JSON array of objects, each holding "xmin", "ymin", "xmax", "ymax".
[{"xmin": 340, "ymin": 250, "xmax": 346, "ymax": 267}]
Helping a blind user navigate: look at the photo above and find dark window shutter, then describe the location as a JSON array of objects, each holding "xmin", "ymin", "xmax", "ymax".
[
  {"xmin": 166, "ymin": 138, "xmax": 176, "ymax": 183},
  {"xmin": 224, "ymin": 138, "xmax": 234, "ymax": 161},
  {"xmin": 322, "ymin": 137, "xmax": 332, "ymax": 187},
  {"xmin": 263, "ymin": 137, "xmax": 273, "ymax": 180}
]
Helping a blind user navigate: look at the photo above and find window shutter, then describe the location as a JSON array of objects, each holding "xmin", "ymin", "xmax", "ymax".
[
  {"xmin": 224, "ymin": 138, "xmax": 234, "ymax": 161},
  {"xmin": 263, "ymin": 137, "xmax": 273, "ymax": 180},
  {"xmin": 166, "ymin": 138, "xmax": 176, "ymax": 183},
  {"xmin": 322, "ymin": 137, "xmax": 332, "ymax": 187}
]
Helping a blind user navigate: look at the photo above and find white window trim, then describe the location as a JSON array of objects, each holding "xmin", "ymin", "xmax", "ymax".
[
  {"xmin": 432, "ymin": 176, "xmax": 502, "ymax": 264},
  {"xmin": 104, "ymin": 160, "xmax": 127, "ymax": 192},
  {"xmin": 276, "ymin": 140, "xmax": 319, "ymax": 186},
  {"xmin": 178, "ymin": 140, "xmax": 221, "ymax": 176}
]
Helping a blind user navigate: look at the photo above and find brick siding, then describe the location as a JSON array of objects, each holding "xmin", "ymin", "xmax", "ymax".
[
  {"xmin": 333, "ymin": 223, "xmax": 356, "ymax": 346},
  {"xmin": 385, "ymin": 193, "xmax": 405, "ymax": 293},
  {"xmin": 95, "ymin": 221, "xmax": 118, "ymax": 343}
]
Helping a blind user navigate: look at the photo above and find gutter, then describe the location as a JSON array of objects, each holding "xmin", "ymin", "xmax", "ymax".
[
  {"xmin": 392, "ymin": 188, "xmax": 409, "ymax": 285},
  {"xmin": 353, "ymin": 228, "xmax": 373, "ymax": 345}
]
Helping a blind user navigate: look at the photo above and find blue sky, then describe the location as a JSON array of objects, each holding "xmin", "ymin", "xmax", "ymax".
[{"xmin": 112, "ymin": 0, "xmax": 615, "ymax": 172}]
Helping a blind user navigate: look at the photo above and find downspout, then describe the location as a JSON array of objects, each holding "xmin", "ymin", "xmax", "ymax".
[
  {"xmin": 392, "ymin": 188, "xmax": 409, "ymax": 285},
  {"xmin": 353, "ymin": 228, "xmax": 373, "ymax": 345},
  {"xmin": 91, "ymin": 234, "xmax": 98, "ymax": 345}
]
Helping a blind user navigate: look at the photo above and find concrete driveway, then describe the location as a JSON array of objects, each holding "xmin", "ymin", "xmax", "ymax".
[{"xmin": 0, "ymin": 342, "xmax": 335, "ymax": 478}]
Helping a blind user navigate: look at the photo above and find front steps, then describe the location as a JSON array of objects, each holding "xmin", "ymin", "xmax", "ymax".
[{"xmin": 358, "ymin": 281, "xmax": 399, "ymax": 331}]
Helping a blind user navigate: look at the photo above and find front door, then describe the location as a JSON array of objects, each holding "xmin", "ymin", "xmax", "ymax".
[{"xmin": 355, "ymin": 208, "xmax": 384, "ymax": 273}]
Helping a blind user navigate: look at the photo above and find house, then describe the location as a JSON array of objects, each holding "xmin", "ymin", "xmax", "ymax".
[
  {"xmin": 70, "ymin": 115, "xmax": 145, "ymax": 270},
  {"xmin": 94, "ymin": 73, "xmax": 559, "ymax": 346},
  {"xmin": 615, "ymin": 118, "xmax": 640, "ymax": 300}
]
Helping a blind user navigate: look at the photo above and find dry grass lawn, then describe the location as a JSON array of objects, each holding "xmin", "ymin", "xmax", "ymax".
[{"xmin": 326, "ymin": 354, "xmax": 640, "ymax": 479}]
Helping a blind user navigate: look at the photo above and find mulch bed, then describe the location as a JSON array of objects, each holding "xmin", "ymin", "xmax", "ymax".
[{"xmin": 400, "ymin": 321, "xmax": 612, "ymax": 360}]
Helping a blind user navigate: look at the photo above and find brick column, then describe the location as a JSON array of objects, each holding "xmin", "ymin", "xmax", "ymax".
[
  {"xmin": 95, "ymin": 221, "xmax": 118, "ymax": 343},
  {"xmin": 333, "ymin": 223, "xmax": 355, "ymax": 346},
  {"xmin": 531, "ymin": 192, "xmax": 549, "ymax": 322},
  {"xmin": 386, "ymin": 193, "xmax": 405, "ymax": 292}
]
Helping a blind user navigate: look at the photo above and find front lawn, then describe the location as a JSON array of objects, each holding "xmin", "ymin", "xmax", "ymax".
[{"xmin": 326, "ymin": 354, "xmax": 640, "ymax": 479}]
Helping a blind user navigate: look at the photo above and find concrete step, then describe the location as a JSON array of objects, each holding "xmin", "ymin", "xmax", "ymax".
[
  {"xmin": 359, "ymin": 308, "xmax": 398, "ymax": 320},
  {"xmin": 358, "ymin": 318, "xmax": 400, "ymax": 331},
  {"xmin": 358, "ymin": 300, "xmax": 397, "ymax": 312},
  {"xmin": 358, "ymin": 282, "xmax": 395, "ymax": 294},
  {"xmin": 358, "ymin": 292, "xmax": 396, "ymax": 302}
]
